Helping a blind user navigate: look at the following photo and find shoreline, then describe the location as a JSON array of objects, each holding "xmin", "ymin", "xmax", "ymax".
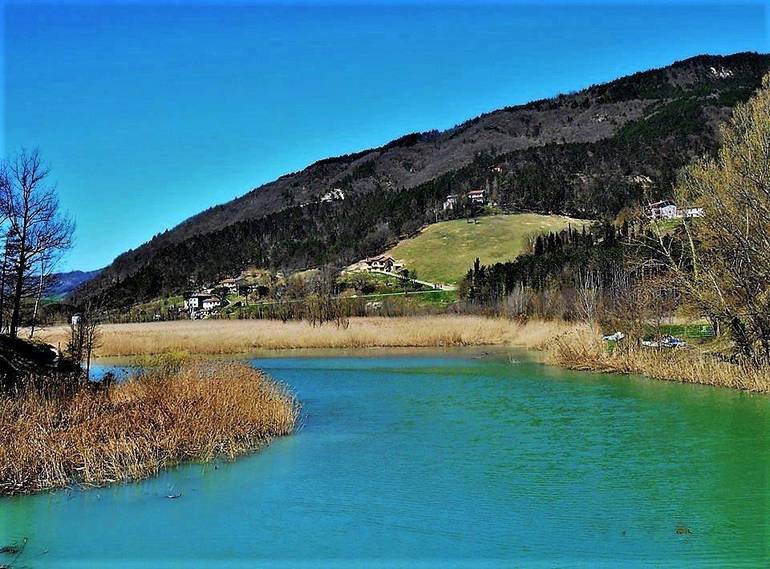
[{"xmin": 36, "ymin": 315, "xmax": 769, "ymax": 394}]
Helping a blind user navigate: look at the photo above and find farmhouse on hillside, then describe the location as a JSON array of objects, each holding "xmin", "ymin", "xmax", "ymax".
[
  {"xmin": 364, "ymin": 254, "xmax": 405, "ymax": 273},
  {"xmin": 220, "ymin": 278, "xmax": 239, "ymax": 294},
  {"xmin": 443, "ymin": 189, "xmax": 486, "ymax": 210},
  {"xmin": 468, "ymin": 188, "xmax": 486, "ymax": 204},
  {"xmin": 365, "ymin": 255, "xmax": 395, "ymax": 271},
  {"xmin": 649, "ymin": 200, "xmax": 678, "ymax": 219},
  {"xmin": 443, "ymin": 194, "xmax": 458, "ymax": 210},
  {"xmin": 648, "ymin": 200, "xmax": 704, "ymax": 220},
  {"xmin": 184, "ymin": 292, "xmax": 222, "ymax": 317}
]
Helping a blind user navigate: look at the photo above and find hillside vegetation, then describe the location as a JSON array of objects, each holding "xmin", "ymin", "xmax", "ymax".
[
  {"xmin": 388, "ymin": 214, "xmax": 586, "ymax": 285},
  {"xmin": 77, "ymin": 52, "xmax": 770, "ymax": 307}
]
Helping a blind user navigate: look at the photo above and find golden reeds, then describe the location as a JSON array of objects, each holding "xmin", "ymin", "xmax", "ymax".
[
  {"xmin": 549, "ymin": 328, "xmax": 770, "ymax": 393},
  {"xmin": 0, "ymin": 360, "xmax": 297, "ymax": 495},
  {"xmin": 35, "ymin": 316, "xmax": 581, "ymax": 357}
]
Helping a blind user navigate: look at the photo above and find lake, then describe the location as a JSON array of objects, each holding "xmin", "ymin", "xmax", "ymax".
[{"xmin": 2, "ymin": 348, "xmax": 769, "ymax": 567}]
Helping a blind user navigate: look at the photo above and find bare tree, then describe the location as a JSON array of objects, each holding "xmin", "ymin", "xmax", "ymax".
[
  {"xmin": 67, "ymin": 300, "xmax": 103, "ymax": 380},
  {"xmin": 575, "ymin": 269, "xmax": 602, "ymax": 324},
  {"xmin": 0, "ymin": 150, "xmax": 74, "ymax": 337},
  {"xmin": 505, "ymin": 283, "xmax": 532, "ymax": 321}
]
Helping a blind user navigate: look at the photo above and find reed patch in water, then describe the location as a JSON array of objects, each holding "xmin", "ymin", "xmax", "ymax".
[
  {"xmin": 0, "ymin": 360, "xmax": 298, "ymax": 496},
  {"xmin": 550, "ymin": 328, "xmax": 770, "ymax": 393}
]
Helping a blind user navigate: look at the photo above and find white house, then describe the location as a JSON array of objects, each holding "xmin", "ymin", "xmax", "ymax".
[
  {"xmin": 443, "ymin": 194, "xmax": 458, "ymax": 210},
  {"xmin": 649, "ymin": 201, "xmax": 704, "ymax": 220},
  {"xmin": 468, "ymin": 189, "xmax": 486, "ymax": 205},
  {"xmin": 681, "ymin": 207, "xmax": 704, "ymax": 218},
  {"xmin": 648, "ymin": 200, "xmax": 678, "ymax": 219},
  {"xmin": 184, "ymin": 293, "xmax": 208, "ymax": 311},
  {"xmin": 185, "ymin": 292, "xmax": 222, "ymax": 312},
  {"xmin": 220, "ymin": 278, "xmax": 238, "ymax": 295}
]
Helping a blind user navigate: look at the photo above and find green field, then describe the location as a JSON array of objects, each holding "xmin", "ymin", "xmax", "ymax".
[{"xmin": 387, "ymin": 213, "xmax": 589, "ymax": 285}]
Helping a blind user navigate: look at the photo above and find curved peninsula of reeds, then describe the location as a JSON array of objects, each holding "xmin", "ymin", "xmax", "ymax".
[{"xmin": 0, "ymin": 360, "xmax": 298, "ymax": 496}]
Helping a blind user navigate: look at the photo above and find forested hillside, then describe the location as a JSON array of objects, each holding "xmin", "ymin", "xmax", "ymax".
[{"xmin": 80, "ymin": 52, "xmax": 770, "ymax": 306}]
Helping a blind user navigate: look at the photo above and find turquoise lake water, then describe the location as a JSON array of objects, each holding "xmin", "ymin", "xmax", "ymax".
[{"xmin": 2, "ymin": 349, "xmax": 769, "ymax": 567}]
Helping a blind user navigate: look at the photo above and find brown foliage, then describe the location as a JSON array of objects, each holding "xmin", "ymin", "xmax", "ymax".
[{"xmin": 0, "ymin": 360, "xmax": 297, "ymax": 495}]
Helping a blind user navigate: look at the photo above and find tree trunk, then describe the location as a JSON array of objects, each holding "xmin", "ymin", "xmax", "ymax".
[
  {"xmin": 9, "ymin": 250, "xmax": 25, "ymax": 338},
  {"xmin": 29, "ymin": 269, "xmax": 44, "ymax": 338},
  {"xmin": 0, "ymin": 247, "xmax": 7, "ymax": 335}
]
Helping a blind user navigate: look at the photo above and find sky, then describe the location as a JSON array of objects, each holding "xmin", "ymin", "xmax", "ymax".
[{"xmin": 3, "ymin": 0, "xmax": 768, "ymax": 271}]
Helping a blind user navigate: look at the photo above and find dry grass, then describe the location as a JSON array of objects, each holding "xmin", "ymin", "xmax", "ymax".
[
  {"xmin": 550, "ymin": 327, "xmax": 770, "ymax": 393},
  {"xmin": 35, "ymin": 316, "xmax": 581, "ymax": 357},
  {"xmin": 0, "ymin": 360, "xmax": 297, "ymax": 495}
]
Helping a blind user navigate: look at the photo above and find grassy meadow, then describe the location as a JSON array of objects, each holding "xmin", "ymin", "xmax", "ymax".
[
  {"xmin": 37, "ymin": 316, "xmax": 580, "ymax": 357},
  {"xmin": 0, "ymin": 360, "xmax": 297, "ymax": 495},
  {"xmin": 386, "ymin": 213, "xmax": 588, "ymax": 285}
]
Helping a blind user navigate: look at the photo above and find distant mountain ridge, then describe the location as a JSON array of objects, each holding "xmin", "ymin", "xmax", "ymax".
[
  {"xmin": 80, "ymin": 52, "xmax": 770, "ymax": 306},
  {"xmin": 49, "ymin": 269, "xmax": 102, "ymax": 299}
]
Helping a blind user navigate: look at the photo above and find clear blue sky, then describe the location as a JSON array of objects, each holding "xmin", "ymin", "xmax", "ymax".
[{"xmin": 3, "ymin": 0, "xmax": 768, "ymax": 271}]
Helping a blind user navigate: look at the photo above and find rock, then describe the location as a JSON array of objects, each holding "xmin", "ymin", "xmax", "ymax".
[{"xmin": 0, "ymin": 335, "xmax": 81, "ymax": 393}]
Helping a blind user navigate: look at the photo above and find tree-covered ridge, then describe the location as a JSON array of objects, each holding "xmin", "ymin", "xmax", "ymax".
[{"xmin": 81, "ymin": 52, "xmax": 770, "ymax": 307}]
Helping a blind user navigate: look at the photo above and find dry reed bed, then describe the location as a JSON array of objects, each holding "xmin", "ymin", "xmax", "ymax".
[
  {"xmin": 37, "ymin": 316, "xmax": 580, "ymax": 357},
  {"xmin": 550, "ymin": 329, "xmax": 770, "ymax": 393},
  {"xmin": 0, "ymin": 361, "xmax": 298, "ymax": 495}
]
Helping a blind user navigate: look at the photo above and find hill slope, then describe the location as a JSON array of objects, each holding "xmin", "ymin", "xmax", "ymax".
[
  {"xmin": 81, "ymin": 52, "xmax": 770, "ymax": 306},
  {"xmin": 48, "ymin": 269, "xmax": 103, "ymax": 300},
  {"xmin": 386, "ymin": 214, "xmax": 587, "ymax": 285}
]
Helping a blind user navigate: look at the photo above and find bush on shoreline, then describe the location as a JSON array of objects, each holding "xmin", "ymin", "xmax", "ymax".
[{"xmin": 0, "ymin": 360, "xmax": 297, "ymax": 496}]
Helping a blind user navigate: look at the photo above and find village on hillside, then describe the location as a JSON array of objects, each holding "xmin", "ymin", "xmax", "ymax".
[
  {"xmin": 181, "ymin": 253, "xmax": 435, "ymax": 320},
  {"xmin": 179, "ymin": 187, "xmax": 502, "ymax": 319},
  {"xmin": 164, "ymin": 184, "xmax": 701, "ymax": 322}
]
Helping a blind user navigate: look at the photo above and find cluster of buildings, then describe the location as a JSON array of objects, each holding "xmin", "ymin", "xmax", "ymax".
[
  {"xmin": 443, "ymin": 188, "xmax": 487, "ymax": 211},
  {"xmin": 363, "ymin": 254, "xmax": 404, "ymax": 273},
  {"xmin": 183, "ymin": 292, "xmax": 223, "ymax": 319},
  {"xmin": 183, "ymin": 276, "xmax": 267, "ymax": 318},
  {"xmin": 648, "ymin": 200, "xmax": 704, "ymax": 220}
]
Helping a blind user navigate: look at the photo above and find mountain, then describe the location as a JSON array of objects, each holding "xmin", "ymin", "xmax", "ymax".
[
  {"xmin": 49, "ymin": 269, "xmax": 103, "ymax": 299},
  {"xmin": 80, "ymin": 52, "xmax": 770, "ymax": 307}
]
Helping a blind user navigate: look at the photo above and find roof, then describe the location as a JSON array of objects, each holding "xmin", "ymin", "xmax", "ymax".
[
  {"xmin": 367, "ymin": 254, "xmax": 394, "ymax": 262},
  {"xmin": 187, "ymin": 292, "xmax": 214, "ymax": 299},
  {"xmin": 649, "ymin": 200, "xmax": 675, "ymax": 207},
  {"xmin": 468, "ymin": 189, "xmax": 485, "ymax": 195}
]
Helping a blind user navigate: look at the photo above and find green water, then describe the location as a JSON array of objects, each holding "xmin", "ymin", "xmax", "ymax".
[{"xmin": 2, "ymin": 349, "xmax": 769, "ymax": 567}]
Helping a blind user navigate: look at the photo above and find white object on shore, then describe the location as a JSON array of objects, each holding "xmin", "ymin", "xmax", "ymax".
[{"xmin": 602, "ymin": 332, "xmax": 625, "ymax": 342}]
